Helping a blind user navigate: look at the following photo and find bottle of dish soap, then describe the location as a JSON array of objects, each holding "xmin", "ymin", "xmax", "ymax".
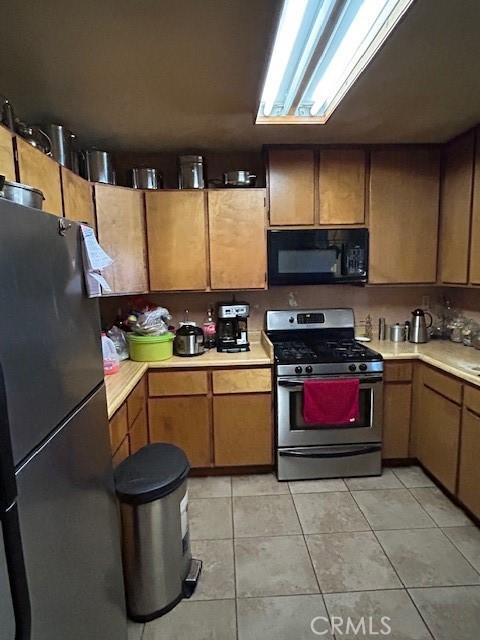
[{"xmin": 203, "ymin": 307, "xmax": 216, "ymax": 349}]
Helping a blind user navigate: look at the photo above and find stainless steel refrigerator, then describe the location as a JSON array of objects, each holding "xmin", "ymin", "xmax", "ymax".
[{"xmin": 0, "ymin": 199, "xmax": 127, "ymax": 639}]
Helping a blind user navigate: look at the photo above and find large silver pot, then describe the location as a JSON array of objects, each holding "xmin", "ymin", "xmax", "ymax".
[
  {"xmin": 43, "ymin": 124, "xmax": 76, "ymax": 168},
  {"xmin": 223, "ymin": 170, "xmax": 256, "ymax": 187},
  {"xmin": 130, "ymin": 167, "xmax": 163, "ymax": 190},
  {"xmin": 0, "ymin": 176, "xmax": 44, "ymax": 209},
  {"xmin": 84, "ymin": 149, "xmax": 116, "ymax": 184}
]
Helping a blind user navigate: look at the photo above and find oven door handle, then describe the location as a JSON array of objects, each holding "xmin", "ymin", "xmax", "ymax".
[
  {"xmin": 279, "ymin": 444, "xmax": 381, "ymax": 459},
  {"xmin": 278, "ymin": 377, "xmax": 383, "ymax": 387}
]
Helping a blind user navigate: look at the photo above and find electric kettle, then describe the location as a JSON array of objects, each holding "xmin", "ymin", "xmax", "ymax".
[{"xmin": 409, "ymin": 308, "xmax": 433, "ymax": 343}]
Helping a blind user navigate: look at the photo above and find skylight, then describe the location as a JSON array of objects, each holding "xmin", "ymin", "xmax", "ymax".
[{"xmin": 256, "ymin": 0, "xmax": 415, "ymax": 124}]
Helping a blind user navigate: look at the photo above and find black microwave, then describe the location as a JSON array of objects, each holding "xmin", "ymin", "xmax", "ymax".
[{"xmin": 267, "ymin": 229, "xmax": 368, "ymax": 286}]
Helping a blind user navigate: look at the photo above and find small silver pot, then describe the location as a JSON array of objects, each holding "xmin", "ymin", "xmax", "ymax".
[
  {"xmin": 130, "ymin": 167, "xmax": 163, "ymax": 190},
  {"xmin": 390, "ymin": 323, "xmax": 406, "ymax": 342},
  {"xmin": 84, "ymin": 149, "xmax": 116, "ymax": 184},
  {"xmin": 0, "ymin": 176, "xmax": 44, "ymax": 209},
  {"xmin": 223, "ymin": 170, "xmax": 256, "ymax": 187}
]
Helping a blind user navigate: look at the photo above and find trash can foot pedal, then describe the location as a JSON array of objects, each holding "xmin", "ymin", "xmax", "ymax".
[{"xmin": 183, "ymin": 558, "xmax": 202, "ymax": 598}]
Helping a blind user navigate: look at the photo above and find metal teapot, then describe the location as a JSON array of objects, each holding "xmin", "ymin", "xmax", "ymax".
[{"xmin": 409, "ymin": 308, "xmax": 432, "ymax": 343}]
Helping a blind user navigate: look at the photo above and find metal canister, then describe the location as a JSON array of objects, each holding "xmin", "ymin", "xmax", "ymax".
[
  {"xmin": 84, "ymin": 150, "xmax": 116, "ymax": 184},
  {"xmin": 178, "ymin": 155, "xmax": 205, "ymax": 189},
  {"xmin": 390, "ymin": 323, "xmax": 406, "ymax": 342},
  {"xmin": 378, "ymin": 318, "xmax": 386, "ymax": 340},
  {"xmin": 44, "ymin": 124, "xmax": 76, "ymax": 168},
  {"xmin": 130, "ymin": 168, "xmax": 163, "ymax": 190}
]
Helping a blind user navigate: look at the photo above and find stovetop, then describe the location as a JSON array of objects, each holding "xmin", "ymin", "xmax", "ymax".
[
  {"xmin": 273, "ymin": 339, "xmax": 382, "ymax": 365},
  {"xmin": 265, "ymin": 308, "xmax": 384, "ymax": 376}
]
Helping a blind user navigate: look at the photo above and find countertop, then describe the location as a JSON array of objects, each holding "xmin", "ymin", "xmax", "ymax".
[
  {"xmin": 369, "ymin": 339, "xmax": 480, "ymax": 387},
  {"xmin": 105, "ymin": 338, "xmax": 273, "ymax": 418}
]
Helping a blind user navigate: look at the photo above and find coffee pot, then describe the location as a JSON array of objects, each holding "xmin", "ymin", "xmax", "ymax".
[{"xmin": 409, "ymin": 308, "xmax": 433, "ymax": 343}]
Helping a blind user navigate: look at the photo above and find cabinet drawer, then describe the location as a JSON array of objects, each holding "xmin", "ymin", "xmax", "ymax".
[
  {"xmin": 149, "ymin": 371, "xmax": 208, "ymax": 396},
  {"xmin": 422, "ymin": 366, "xmax": 462, "ymax": 404},
  {"xmin": 212, "ymin": 369, "xmax": 271, "ymax": 394},
  {"xmin": 109, "ymin": 404, "xmax": 128, "ymax": 453},
  {"xmin": 384, "ymin": 361, "xmax": 413, "ymax": 382},
  {"xmin": 112, "ymin": 436, "xmax": 129, "ymax": 468},
  {"xmin": 127, "ymin": 378, "xmax": 146, "ymax": 425},
  {"xmin": 464, "ymin": 385, "xmax": 480, "ymax": 415}
]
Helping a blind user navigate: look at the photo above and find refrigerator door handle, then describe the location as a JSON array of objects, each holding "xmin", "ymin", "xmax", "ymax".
[{"xmin": 0, "ymin": 363, "xmax": 31, "ymax": 639}]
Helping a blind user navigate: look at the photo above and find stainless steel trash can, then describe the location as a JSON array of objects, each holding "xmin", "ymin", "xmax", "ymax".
[{"xmin": 114, "ymin": 443, "xmax": 201, "ymax": 622}]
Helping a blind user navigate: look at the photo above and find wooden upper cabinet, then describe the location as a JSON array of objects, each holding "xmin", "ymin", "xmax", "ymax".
[
  {"xmin": 469, "ymin": 129, "xmax": 480, "ymax": 284},
  {"xmin": 0, "ymin": 125, "xmax": 15, "ymax": 181},
  {"xmin": 439, "ymin": 130, "xmax": 475, "ymax": 284},
  {"xmin": 95, "ymin": 184, "xmax": 148, "ymax": 294},
  {"xmin": 369, "ymin": 147, "xmax": 440, "ymax": 284},
  {"xmin": 268, "ymin": 148, "xmax": 315, "ymax": 225},
  {"xmin": 319, "ymin": 149, "xmax": 366, "ymax": 224},
  {"xmin": 61, "ymin": 167, "xmax": 95, "ymax": 229},
  {"xmin": 16, "ymin": 137, "xmax": 63, "ymax": 216},
  {"xmin": 208, "ymin": 189, "xmax": 266, "ymax": 290},
  {"xmin": 146, "ymin": 191, "xmax": 207, "ymax": 291}
]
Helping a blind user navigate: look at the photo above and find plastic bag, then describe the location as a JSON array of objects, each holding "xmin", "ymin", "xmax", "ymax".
[
  {"xmin": 129, "ymin": 307, "xmax": 172, "ymax": 336},
  {"xmin": 107, "ymin": 326, "xmax": 129, "ymax": 360},
  {"xmin": 101, "ymin": 333, "xmax": 120, "ymax": 375}
]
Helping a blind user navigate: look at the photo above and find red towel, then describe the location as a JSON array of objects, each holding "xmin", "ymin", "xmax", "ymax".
[{"xmin": 303, "ymin": 378, "xmax": 360, "ymax": 425}]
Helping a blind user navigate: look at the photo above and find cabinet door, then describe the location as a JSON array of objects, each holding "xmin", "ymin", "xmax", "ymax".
[
  {"xmin": 458, "ymin": 400, "xmax": 480, "ymax": 517},
  {"xmin": 112, "ymin": 436, "xmax": 130, "ymax": 467},
  {"xmin": 61, "ymin": 167, "xmax": 95, "ymax": 229},
  {"xmin": 439, "ymin": 130, "xmax": 475, "ymax": 284},
  {"xmin": 417, "ymin": 385, "xmax": 461, "ymax": 493},
  {"xmin": 109, "ymin": 404, "xmax": 128, "ymax": 454},
  {"xmin": 319, "ymin": 149, "xmax": 365, "ymax": 224},
  {"xmin": 146, "ymin": 191, "xmax": 207, "ymax": 291},
  {"xmin": 383, "ymin": 383, "xmax": 411, "ymax": 459},
  {"xmin": 95, "ymin": 184, "xmax": 148, "ymax": 294},
  {"xmin": 0, "ymin": 125, "xmax": 15, "ymax": 181},
  {"xmin": 16, "ymin": 137, "xmax": 63, "ymax": 216},
  {"xmin": 469, "ymin": 129, "xmax": 480, "ymax": 284},
  {"xmin": 149, "ymin": 396, "xmax": 211, "ymax": 467},
  {"xmin": 129, "ymin": 406, "xmax": 148, "ymax": 455},
  {"xmin": 369, "ymin": 147, "xmax": 440, "ymax": 283},
  {"xmin": 213, "ymin": 394, "xmax": 272, "ymax": 466},
  {"xmin": 208, "ymin": 190, "xmax": 266, "ymax": 289},
  {"xmin": 268, "ymin": 149, "xmax": 315, "ymax": 225}
]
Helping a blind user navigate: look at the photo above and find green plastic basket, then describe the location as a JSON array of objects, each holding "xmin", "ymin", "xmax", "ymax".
[{"xmin": 127, "ymin": 332, "xmax": 174, "ymax": 362}]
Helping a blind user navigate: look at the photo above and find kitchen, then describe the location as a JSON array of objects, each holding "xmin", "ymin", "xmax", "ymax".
[{"xmin": 1, "ymin": 0, "xmax": 480, "ymax": 639}]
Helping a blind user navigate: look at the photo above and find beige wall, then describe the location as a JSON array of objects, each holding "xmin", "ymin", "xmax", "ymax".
[{"xmin": 100, "ymin": 285, "xmax": 443, "ymax": 334}]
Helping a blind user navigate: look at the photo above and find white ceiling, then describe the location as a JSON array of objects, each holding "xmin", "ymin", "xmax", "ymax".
[{"xmin": 1, "ymin": 0, "xmax": 480, "ymax": 151}]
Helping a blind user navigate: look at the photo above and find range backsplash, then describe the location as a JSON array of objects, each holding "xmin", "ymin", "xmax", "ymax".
[{"xmin": 100, "ymin": 285, "xmax": 449, "ymax": 333}]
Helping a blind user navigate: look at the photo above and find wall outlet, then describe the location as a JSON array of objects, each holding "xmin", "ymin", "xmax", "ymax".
[
  {"xmin": 288, "ymin": 292, "xmax": 298, "ymax": 307},
  {"xmin": 421, "ymin": 295, "xmax": 430, "ymax": 309}
]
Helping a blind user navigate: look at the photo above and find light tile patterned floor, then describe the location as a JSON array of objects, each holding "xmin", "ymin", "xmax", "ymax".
[{"xmin": 129, "ymin": 466, "xmax": 480, "ymax": 640}]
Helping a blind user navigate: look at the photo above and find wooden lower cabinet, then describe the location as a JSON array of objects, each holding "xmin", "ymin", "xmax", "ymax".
[
  {"xmin": 149, "ymin": 396, "xmax": 211, "ymax": 467},
  {"xmin": 458, "ymin": 387, "xmax": 480, "ymax": 517},
  {"xmin": 416, "ymin": 384, "xmax": 461, "ymax": 493},
  {"xmin": 129, "ymin": 406, "xmax": 148, "ymax": 455},
  {"xmin": 383, "ymin": 383, "xmax": 412, "ymax": 459},
  {"xmin": 112, "ymin": 436, "xmax": 130, "ymax": 468},
  {"xmin": 213, "ymin": 394, "xmax": 272, "ymax": 466},
  {"xmin": 109, "ymin": 404, "xmax": 128, "ymax": 453}
]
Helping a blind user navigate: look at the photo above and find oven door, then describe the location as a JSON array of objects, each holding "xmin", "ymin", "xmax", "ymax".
[
  {"xmin": 267, "ymin": 229, "xmax": 368, "ymax": 286},
  {"xmin": 276, "ymin": 375, "xmax": 383, "ymax": 448}
]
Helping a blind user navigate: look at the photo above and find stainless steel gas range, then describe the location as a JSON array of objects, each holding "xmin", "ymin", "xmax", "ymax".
[{"xmin": 266, "ymin": 308, "xmax": 384, "ymax": 481}]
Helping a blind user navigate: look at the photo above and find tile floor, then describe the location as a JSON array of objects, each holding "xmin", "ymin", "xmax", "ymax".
[{"xmin": 129, "ymin": 466, "xmax": 480, "ymax": 639}]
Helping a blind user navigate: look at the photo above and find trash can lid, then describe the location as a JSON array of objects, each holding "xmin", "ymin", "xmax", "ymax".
[{"xmin": 114, "ymin": 443, "xmax": 190, "ymax": 505}]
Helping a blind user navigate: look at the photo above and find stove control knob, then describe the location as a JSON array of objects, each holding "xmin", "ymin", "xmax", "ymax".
[
  {"xmin": 295, "ymin": 366, "xmax": 303, "ymax": 374},
  {"xmin": 349, "ymin": 364, "xmax": 357, "ymax": 372},
  {"xmin": 359, "ymin": 363, "xmax": 368, "ymax": 371},
  {"xmin": 306, "ymin": 366, "xmax": 313, "ymax": 374},
  {"xmin": 289, "ymin": 316, "xmax": 295, "ymax": 323}
]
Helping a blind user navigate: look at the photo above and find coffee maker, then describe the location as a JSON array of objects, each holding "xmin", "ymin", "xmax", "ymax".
[{"xmin": 216, "ymin": 301, "xmax": 250, "ymax": 352}]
